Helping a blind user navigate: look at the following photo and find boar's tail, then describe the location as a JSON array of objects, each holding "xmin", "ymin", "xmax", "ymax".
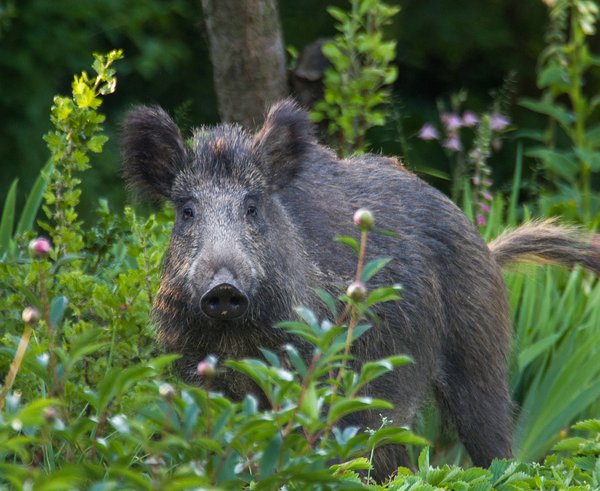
[{"xmin": 488, "ymin": 219, "xmax": 600, "ymax": 274}]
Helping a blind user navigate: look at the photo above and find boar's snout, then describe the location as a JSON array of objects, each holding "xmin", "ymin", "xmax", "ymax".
[{"xmin": 200, "ymin": 268, "xmax": 249, "ymax": 320}]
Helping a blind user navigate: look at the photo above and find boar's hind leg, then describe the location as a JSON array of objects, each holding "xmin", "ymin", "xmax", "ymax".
[{"xmin": 434, "ymin": 353, "xmax": 513, "ymax": 467}]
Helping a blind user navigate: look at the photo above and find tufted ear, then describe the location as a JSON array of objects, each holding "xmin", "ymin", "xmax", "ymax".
[
  {"xmin": 121, "ymin": 105, "xmax": 188, "ymax": 202},
  {"xmin": 252, "ymin": 99, "xmax": 315, "ymax": 189}
]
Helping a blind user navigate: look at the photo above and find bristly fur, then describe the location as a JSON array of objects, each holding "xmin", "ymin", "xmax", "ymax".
[
  {"xmin": 121, "ymin": 105, "xmax": 188, "ymax": 202},
  {"xmin": 489, "ymin": 219, "xmax": 600, "ymax": 273},
  {"xmin": 121, "ymin": 98, "xmax": 600, "ymax": 482},
  {"xmin": 252, "ymin": 99, "xmax": 316, "ymax": 189}
]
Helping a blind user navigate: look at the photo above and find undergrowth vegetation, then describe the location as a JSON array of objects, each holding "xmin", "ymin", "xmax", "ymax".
[{"xmin": 1, "ymin": 0, "xmax": 600, "ymax": 489}]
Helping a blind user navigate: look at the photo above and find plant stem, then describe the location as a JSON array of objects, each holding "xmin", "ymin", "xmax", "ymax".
[{"xmin": 0, "ymin": 324, "xmax": 33, "ymax": 411}]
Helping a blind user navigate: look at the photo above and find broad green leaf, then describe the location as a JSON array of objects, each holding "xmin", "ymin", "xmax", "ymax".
[
  {"xmin": 360, "ymin": 257, "xmax": 392, "ymax": 283},
  {"xmin": 365, "ymin": 285, "xmax": 402, "ymax": 307},
  {"xmin": 368, "ymin": 426, "xmax": 429, "ymax": 448},
  {"xmin": 335, "ymin": 235, "xmax": 360, "ymax": 255},
  {"xmin": 358, "ymin": 355, "xmax": 412, "ymax": 386},
  {"xmin": 525, "ymin": 148, "xmax": 578, "ymax": 182},
  {"xmin": 520, "ymin": 98, "xmax": 574, "ymax": 129},
  {"xmin": 49, "ymin": 295, "xmax": 69, "ymax": 329},
  {"xmin": 328, "ymin": 397, "xmax": 392, "ymax": 423}
]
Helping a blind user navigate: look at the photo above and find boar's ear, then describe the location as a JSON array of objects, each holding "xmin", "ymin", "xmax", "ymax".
[
  {"xmin": 253, "ymin": 99, "xmax": 315, "ymax": 189},
  {"xmin": 121, "ymin": 105, "xmax": 188, "ymax": 202}
]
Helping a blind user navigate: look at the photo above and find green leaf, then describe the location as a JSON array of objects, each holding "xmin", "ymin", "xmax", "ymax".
[
  {"xmin": 359, "ymin": 355, "xmax": 412, "ymax": 385},
  {"xmin": 519, "ymin": 98, "xmax": 575, "ymax": 129},
  {"xmin": 16, "ymin": 160, "xmax": 53, "ymax": 235},
  {"xmin": 365, "ymin": 285, "xmax": 402, "ymax": 307},
  {"xmin": 315, "ymin": 287, "xmax": 338, "ymax": 316},
  {"xmin": 283, "ymin": 343, "xmax": 307, "ymax": 377},
  {"xmin": 517, "ymin": 333, "xmax": 560, "ymax": 372},
  {"xmin": 328, "ymin": 397, "xmax": 392, "ymax": 423},
  {"xmin": 417, "ymin": 446, "xmax": 430, "ymax": 471},
  {"xmin": 96, "ymin": 365, "xmax": 154, "ymax": 411},
  {"xmin": 49, "ymin": 295, "xmax": 69, "ymax": 329},
  {"xmin": 538, "ymin": 64, "xmax": 570, "ymax": 91},
  {"xmin": 368, "ymin": 427, "xmax": 429, "ymax": 449},
  {"xmin": 259, "ymin": 432, "xmax": 282, "ymax": 478},
  {"xmin": 525, "ymin": 148, "xmax": 578, "ymax": 182},
  {"xmin": 360, "ymin": 257, "xmax": 392, "ymax": 283},
  {"xmin": 87, "ymin": 134, "xmax": 108, "ymax": 153},
  {"xmin": 335, "ymin": 236, "xmax": 360, "ymax": 255},
  {"xmin": 300, "ymin": 382, "xmax": 319, "ymax": 420},
  {"xmin": 0, "ymin": 178, "xmax": 17, "ymax": 255},
  {"xmin": 327, "ymin": 6, "xmax": 348, "ymax": 23},
  {"xmin": 64, "ymin": 327, "xmax": 108, "ymax": 371},
  {"xmin": 260, "ymin": 348, "xmax": 281, "ymax": 368},
  {"xmin": 572, "ymin": 419, "xmax": 600, "ymax": 432},
  {"xmin": 552, "ymin": 436, "xmax": 587, "ymax": 452}
]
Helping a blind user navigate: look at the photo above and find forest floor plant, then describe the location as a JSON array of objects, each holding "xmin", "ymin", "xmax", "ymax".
[{"xmin": 520, "ymin": 0, "xmax": 600, "ymax": 224}]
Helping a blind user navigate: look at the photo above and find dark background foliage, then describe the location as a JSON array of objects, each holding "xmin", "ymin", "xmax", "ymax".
[{"xmin": 0, "ymin": 0, "xmax": 584, "ymax": 216}]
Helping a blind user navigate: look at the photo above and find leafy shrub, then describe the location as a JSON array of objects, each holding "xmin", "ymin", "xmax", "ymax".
[
  {"xmin": 311, "ymin": 0, "xmax": 399, "ymax": 156},
  {"xmin": 520, "ymin": 0, "xmax": 600, "ymax": 223},
  {"xmin": 0, "ymin": 51, "xmax": 430, "ymax": 489}
]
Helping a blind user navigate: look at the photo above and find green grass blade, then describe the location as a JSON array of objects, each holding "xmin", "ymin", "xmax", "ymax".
[
  {"xmin": 0, "ymin": 178, "xmax": 18, "ymax": 255},
  {"xmin": 16, "ymin": 160, "xmax": 53, "ymax": 235},
  {"xmin": 507, "ymin": 142, "xmax": 523, "ymax": 227}
]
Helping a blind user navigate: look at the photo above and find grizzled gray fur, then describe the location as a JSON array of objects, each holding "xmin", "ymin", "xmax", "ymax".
[{"xmin": 122, "ymin": 100, "xmax": 600, "ymax": 480}]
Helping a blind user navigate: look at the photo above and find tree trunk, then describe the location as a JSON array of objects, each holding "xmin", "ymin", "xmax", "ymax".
[{"xmin": 201, "ymin": 0, "xmax": 288, "ymax": 129}]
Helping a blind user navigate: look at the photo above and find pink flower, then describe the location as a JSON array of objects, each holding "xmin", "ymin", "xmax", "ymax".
[
  {"xmin": 197, "ymin": 355, "xmax": 218, "ymax": 378},
  {"xmin": 417, "ymin": 123, "xmax": 439, "ymax": 141},
  {"xmin": 28, "ymin": 237, "xmax": 51, "ymax": 257},
  {"xmin": 476, "ymin": 214, "xmax": 486, "ymax": 226},
  {"xmin": 489, "ymin": 113, "xmax": 510, "ymax": 131},
  {"xmin": 462, "ymin": 111, "xmax": 479, "ymax": 127},
  {"xmin": 443, "ymin": 136, "xmax": 462, "ymax": 152},
  {"xmin": 481, "ymin": 191, "xmax": 493, "ymax": 201},
  {"xmin": 441, "ymin": 113, "xmax": 463, "ymax": 131},
  {"xmin": 353, "ymin": 208, "xmax": 375, "ymax": 231},
  {"xmin": 480, "ymin": 203, "xmax": 491, "ymax": 213}
]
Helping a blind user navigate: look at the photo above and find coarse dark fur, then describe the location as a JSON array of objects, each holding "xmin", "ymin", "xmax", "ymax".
[{"xmin": 121, "ymin": 99, "xmax": 600, "ymax": 481}]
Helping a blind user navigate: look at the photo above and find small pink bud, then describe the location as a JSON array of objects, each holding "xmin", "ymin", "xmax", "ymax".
[
  {"xmin": 346, "ymin": 281, "xmax": 367, "ymax": 302},
  {"xmin": 22, "ymin": 306, "xmax": 40, "ymax": 324},
  {"xmin": 44, "ymin": 407, "xmax": 58, "ymax": 423},
  {"xmin": 159, "ymin": 383, "xmax": 176, "ymax": 400},
  {"xmin": 28, "ymin": 237, "xmax": 51, "ymax": 258},
  {"xmin": 480, "ymin": 203, "xmax": 491, "ymax": 214},
  {"xmin": 353, "ymin": 208, "xmax": 374, "ymax": 231},
  {"xmin": 197, "ymin": 355, "xmax": 218, "ymax": 378},
  {"xmin": 476, "ymin": 214, "xmax": 487, "ymax": 227}
]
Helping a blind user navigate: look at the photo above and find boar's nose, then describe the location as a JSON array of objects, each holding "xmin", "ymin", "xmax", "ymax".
[{"xmin": 200, "ymin": 268, "xmax": 249, "ymax": 320}]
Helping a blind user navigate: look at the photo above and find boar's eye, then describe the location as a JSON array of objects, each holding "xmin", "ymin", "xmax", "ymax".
[
  {"xmin": 182, "ymin": 207, "xmax": 195, "ymax": 219},
  {"xmin": 246, "ymin": 205, "xmax": 258, "ymax": 218}
]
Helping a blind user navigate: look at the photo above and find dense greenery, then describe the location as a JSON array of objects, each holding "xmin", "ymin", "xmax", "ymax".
[
  {"xmin": 1, "ymin": 0, "xmax": 600, "ymax": 489},
  {"xmin": 0, "ymin": 0, "xmax": 575, "ymax": 217}
]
